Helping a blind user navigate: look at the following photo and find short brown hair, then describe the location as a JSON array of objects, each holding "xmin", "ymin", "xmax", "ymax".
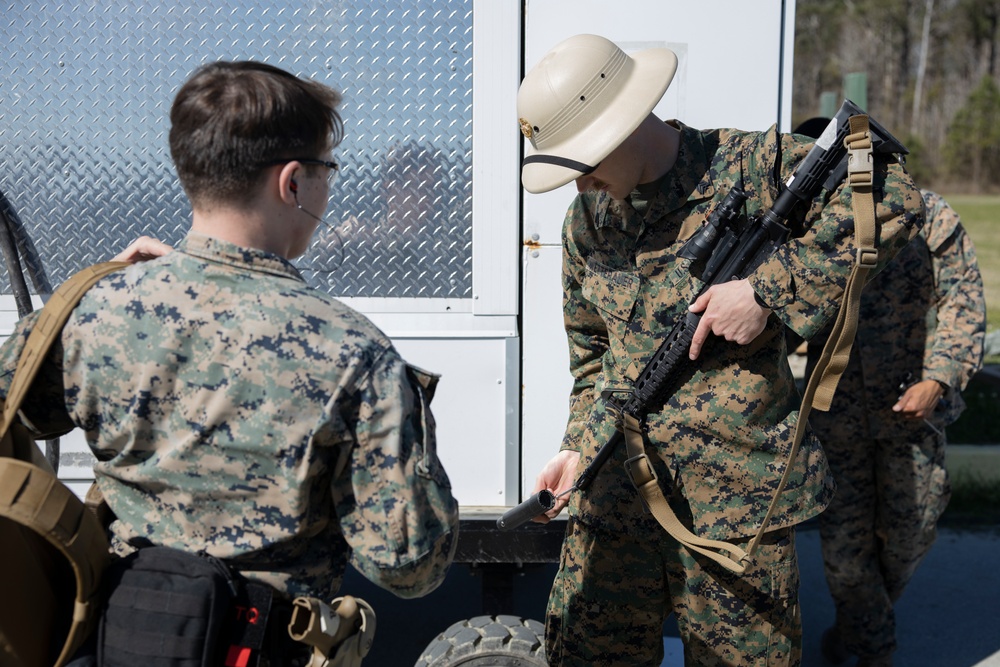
[{"xmin": 169, "ymin": 61, "xmax": 344, "ymax": 208}]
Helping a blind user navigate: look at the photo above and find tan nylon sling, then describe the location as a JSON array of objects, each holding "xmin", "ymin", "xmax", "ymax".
[
  {"xmin": 287, "ymin": 595, "xmax": 377, "ymax": 667},
  {"xmin": 0, "ymin": 261, "xmax": 127, "ymax": 667},
  {"xmin": 622, "ymin": 116, "xmax": 879, "ymax": 574}
]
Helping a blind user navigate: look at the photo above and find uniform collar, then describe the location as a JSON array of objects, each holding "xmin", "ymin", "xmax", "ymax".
[{"xmin": 179, "ymin": 233, "xmax": 306, "ymax": 282}]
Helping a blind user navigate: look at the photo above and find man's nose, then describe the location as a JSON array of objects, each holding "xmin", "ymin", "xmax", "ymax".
[{"xmin": 575, "ymin": 175, "xmax": 593, "ymax": 193}]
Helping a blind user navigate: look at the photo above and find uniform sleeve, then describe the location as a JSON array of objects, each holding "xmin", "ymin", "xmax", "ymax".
[
  {"xmin": 560, "ymin": 196, "xmax": 609, "ymax": 453},
  {"xmin": 0, "ymin": 310, "xmax": 75, "ymax": 437},
  {"xmin": 0, "ymin": 312, "xmax": 33, "ymax": 396},
  {"xmin": 334, "ymin": 351, "xmax": 458, "ymax": 599},
  {"xmin": 747, "ymin": 129, "xmax": 925, "ymax": 340},
  {"xmin": 921, "ymin": 192, "xmax": 986, "ymax": 391}
]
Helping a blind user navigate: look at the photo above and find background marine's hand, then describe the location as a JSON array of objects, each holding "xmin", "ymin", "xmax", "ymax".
[
  {"xmin": 530, "ymin": 449, "xmax": 580, "ymax": 523},
  {"xmin": 893, "ymin": 379, "xmax": 944, "ymax": 420},
  {"xmin": 113, "ymin": 236, "xmax": 173, "ymax": 263},
  {"xmin": 687, "ymin": 279, "xmax": 770, "ymax": 359}
]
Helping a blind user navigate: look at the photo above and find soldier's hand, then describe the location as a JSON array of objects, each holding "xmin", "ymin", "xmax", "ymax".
[
  {"xmin": 113, "ymin": 236, "xmax": 173, "ymax": 263},
  {"xmin": 530, "ymin": 450, "xmax": 579, "ymax": 523},
  {"xmin": 893, "ymin": 379, "xmax": 944, "ymax": 420},
  {"xmin": 688, "ymin": 279, "xmax": 770, "ymax": 360}
]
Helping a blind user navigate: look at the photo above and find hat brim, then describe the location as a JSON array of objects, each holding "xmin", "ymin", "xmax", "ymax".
[{"xmin": 521, "ymin": 47, "xmax": 678, "ymax": 194}]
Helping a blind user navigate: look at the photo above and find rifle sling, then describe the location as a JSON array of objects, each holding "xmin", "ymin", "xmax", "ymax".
[
  {"xmin": 621, "ymin": 412, "xmax": 750, "ymax": 573},
  {"xmin": 627, "ymin": 115, "xmax": 878, "ymax": 573}
]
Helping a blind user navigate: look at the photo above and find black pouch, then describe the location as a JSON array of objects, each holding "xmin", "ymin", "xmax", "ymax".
[{"xmin": 97, "ymin": 546, "xmax": 271, "ymax": 667}]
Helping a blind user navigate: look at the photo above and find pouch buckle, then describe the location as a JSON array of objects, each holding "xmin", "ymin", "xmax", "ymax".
[{"xmin": 847, "ymin": 146, "xmax": 873, "ymax": 188}]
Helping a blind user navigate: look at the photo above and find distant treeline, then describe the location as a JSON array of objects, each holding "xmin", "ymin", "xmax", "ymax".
[{"xmin": 794, "ymin": 0, "xmax": 1000, "ymax": 192}]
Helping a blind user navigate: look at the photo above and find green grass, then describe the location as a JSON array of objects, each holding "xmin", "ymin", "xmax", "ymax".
[
  {"xmin": 940, "ymin": 194, "xmax": 1000, "ymax": 335},
  {"xmin": 942, "ymin": 469, "xmax": 1000, "ymax": 525}
]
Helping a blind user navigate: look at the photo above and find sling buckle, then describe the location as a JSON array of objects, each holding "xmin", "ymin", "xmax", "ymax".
[
  {"xmin": 624, "ymin": 452, "xmax": 657, "ymax": 489},
  {"xmin": 856, "ymin": 246, "xmax": 878, "ymax": 268}
]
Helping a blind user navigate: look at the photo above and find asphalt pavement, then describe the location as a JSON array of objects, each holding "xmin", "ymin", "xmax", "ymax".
[
  {"xmin": 662, "ymin": 521, "xmax": 1000, "ymax": 667},
  {"xmin": 342, "ymin": 516, "xmax": 999, "ymax": 666}
]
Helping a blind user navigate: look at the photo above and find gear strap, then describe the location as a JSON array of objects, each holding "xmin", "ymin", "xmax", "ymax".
[
  {"xmin": 0, "ymin": 260, "xmax": 127, "ymax": 667},
  {"xmin": 626, "ymin": 116, "xmax": 878, "ymax": 573},
  {"xmin": 620, "ymin": 412, "xmax": 750, "ymax": 572},
  {"xmin": 288, "ymin": 595, "xmax": 376, "ymax": 667}
]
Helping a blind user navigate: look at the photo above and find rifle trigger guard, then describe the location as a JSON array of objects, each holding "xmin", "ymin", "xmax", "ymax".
[
  {"xmin": 600, "ymin": 387, "xmax": 632, "ymax": 420},
  {"xmin": 600, "ymin": 386, "xmax": 631, "ymax": 400}
]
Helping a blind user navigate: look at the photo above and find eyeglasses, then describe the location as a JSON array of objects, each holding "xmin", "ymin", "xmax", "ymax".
[{"xmin": 259, "ymin": 157, "xmax": 340, "ymax": 185}]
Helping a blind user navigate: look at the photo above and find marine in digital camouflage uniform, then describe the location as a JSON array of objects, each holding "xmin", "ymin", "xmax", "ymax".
[
  {"xmin": 517, "ymin": 35, "xmax": 924, "ymax": 667},
  {"xmin": 0, "ymin": 62, "xmax": 458, "ymax": 612},
  {"xmin": 804, "ymin": 188, "xmax": 985, "ymax": 666},
  {"xmin": 0, "ymin": 234, "xmax": 459, "ymax": 600}
]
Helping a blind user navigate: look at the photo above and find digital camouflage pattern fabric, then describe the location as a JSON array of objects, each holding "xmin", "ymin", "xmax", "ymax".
[
  {"xmin": 560, "ymin": 122, "xmax": 923, "ymax": 539},
  {"xmin": 546, "ymin": 517, "xmax": 800, "ymax": 666},
  {"xmin": 0, "ymin": 234, "xmax": 459, "ymax": 600},
  {"xmin": 806, "ymin": 189, "xmax": 985, "ymax": 660},
  {"xmin": 550, "ymin": 121, "xmax": 924, "ymax": 665}
]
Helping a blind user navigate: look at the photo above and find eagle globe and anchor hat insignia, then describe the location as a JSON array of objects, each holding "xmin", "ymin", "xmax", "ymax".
[{"xmin": 519, "ymin": 118, "xmax": 534, "ymax": 139}]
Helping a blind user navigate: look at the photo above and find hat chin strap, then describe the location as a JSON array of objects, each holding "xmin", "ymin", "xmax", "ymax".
[{"xmin": 522, "ymin": 154, "xmax": 598, "ymax": 174}]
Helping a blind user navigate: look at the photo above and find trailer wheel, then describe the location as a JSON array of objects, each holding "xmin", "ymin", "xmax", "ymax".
[{"xmin": 414, "ymin": 615, "xmax": 547, "ymax": 666}]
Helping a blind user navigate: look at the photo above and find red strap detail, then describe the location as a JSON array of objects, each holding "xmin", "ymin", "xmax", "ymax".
[{"xmin": 225, "ymin": 645, "xmax": 252, "ymax": 667}]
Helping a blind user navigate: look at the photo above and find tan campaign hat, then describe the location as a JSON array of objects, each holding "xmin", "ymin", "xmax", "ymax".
[{"xmin": 517, "ymin": 34, "xmax": 678, "ymax": 194}]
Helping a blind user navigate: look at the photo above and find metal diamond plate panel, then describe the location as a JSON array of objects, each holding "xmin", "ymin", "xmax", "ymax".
[{"xmin": 0, "ymin": 0, "xmax": 473, "ymax": 299}]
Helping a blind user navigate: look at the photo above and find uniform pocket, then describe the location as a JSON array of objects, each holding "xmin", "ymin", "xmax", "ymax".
[
  {"xmin": 763, "ymin": 528, "xmax": 797, "ymax": 602},
  {"xmin": 582, "ymin": 260, "xmax": 640, "ymax": 324},
  {"xmin": 763, "ymin": 529, "xmax": 800, "ymax": 666},
  {"xmin": 633, "ymin": 255, "xmax": 704, "ymax": 349}
]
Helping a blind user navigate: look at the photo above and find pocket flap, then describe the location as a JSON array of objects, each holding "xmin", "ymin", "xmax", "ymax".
[{"xmin": 582, "ymin": 260, "xmax": 640, "ymax": 322}]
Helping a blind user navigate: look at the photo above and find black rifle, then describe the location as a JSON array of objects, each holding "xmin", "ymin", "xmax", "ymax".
[{"xmin": 498, "ymin": 99, "xmax": 907, "ymax": 531}]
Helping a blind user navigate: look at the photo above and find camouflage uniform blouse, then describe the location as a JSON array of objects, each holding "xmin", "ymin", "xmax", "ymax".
[
  {"xmin": 560, "ymin": 121, "xmax": 923, "ymax": 539},
  {"xmin": 806, "ymin": 189, "xmax": 986, "ymax": 436},
  {"xmin": 0, "ymin": 234, "xmax": 459, "ymax": 600}
]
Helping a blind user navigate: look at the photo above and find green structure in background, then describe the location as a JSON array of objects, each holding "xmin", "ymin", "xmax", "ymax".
[
  {"xmin": 819, "ymin": 91, "xmax": 838, "ymax": 118},
  {"xmin": 843, "ymin": 72, "xmax": 868, "ymax": 109},
  {"xmin": 820, "ymin": 72, "xmax": 868, "ymax": 117}
]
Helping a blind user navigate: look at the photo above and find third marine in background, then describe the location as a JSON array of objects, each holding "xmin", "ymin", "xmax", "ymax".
[{"xmin": 797, "ymin": 115, "xmax": 987, "ymax": 667}]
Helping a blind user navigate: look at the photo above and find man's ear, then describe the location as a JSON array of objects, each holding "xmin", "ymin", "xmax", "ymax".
[{"xmin": 277, "ymin": 161, "xmax": 300, "ymax": 205}]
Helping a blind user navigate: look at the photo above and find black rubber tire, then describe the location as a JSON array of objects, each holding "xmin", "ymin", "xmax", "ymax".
[{"xmin": 414, "ymin": 615, "xmax": 548, "ymax": 666}]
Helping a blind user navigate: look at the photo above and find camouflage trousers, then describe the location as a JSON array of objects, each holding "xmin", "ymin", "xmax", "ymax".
[
  {"xmin": 817, "ymin": 427, "xmax": 950, "ymax": 659},
  {"xmin": 545, "ymin": 515, "xmax": 802, "ymax": 666}
]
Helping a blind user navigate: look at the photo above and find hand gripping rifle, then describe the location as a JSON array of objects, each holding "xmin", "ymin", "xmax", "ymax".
[{"xmin": 498, "ymin": 99, "xmax": 907, "ymax": 531}]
